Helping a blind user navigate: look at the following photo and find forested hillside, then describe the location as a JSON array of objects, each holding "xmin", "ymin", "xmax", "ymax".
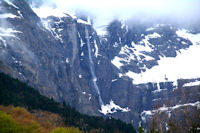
[{"xmin": 0, "ymin": 73, "xmax": 135, "ymax": 133}]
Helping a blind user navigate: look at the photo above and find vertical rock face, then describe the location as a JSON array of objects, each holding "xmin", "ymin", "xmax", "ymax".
[
  {"xmin": 0, "ymin": 0, "xmax": 200, "ymax": 131},
  {"xmin": 0, "ymin": 0, "xmax": 101, "ymax": 116}
]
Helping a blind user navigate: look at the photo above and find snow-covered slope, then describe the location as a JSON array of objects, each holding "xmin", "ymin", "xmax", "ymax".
[
  {"xmin": 109, "ymin": 25, "xmax": 200, "ymax": 85},
  {"xmin": 125, "ymin": 29, "xmax": 200, "ymax": 84}
]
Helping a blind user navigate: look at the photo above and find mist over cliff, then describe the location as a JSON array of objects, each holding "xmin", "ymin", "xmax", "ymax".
[{"xmin": 31, "ymin": 0, "xmax": 200, "ymax": 27}]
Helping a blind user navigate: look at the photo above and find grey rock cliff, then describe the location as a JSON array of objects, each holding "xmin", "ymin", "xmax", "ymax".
[{"xmin": 0, "ymin": 0, "xmax": 199, "ymax": 131}]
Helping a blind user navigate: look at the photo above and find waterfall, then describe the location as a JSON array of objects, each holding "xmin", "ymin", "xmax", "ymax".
[{"xmin": 85, "ymin": 26, "xmax": 103, "ymax": 105}]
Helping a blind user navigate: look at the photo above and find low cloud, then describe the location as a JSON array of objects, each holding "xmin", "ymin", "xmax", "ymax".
[{"xmin": 32, "ymin": 0, "xmax": 200, "ymax": 27}]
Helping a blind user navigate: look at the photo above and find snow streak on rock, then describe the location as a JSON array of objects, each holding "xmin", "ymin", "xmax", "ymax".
[
  {"xmin": 111, "ymin": 32, "xmax": 158, "ymax": 69},
  {"xmin": 141, "ymin": 101, "xmax": 200, "ymax": 122},
  {"xmin": 0, "ymin": 13, "xmax": 19, "ymax": 19},
  {"xmin": 0, "ymin": 27, "xmax": 22, "ymax": 47}
]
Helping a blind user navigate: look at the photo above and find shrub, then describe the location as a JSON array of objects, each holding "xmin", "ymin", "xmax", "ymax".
[
  {"xmin": 0, "ymin": 107, "xmax": 43, "ymax": 133},
  {"xmin": 0, "ymin": 111, "xmax": 25, "ymax": 133}
]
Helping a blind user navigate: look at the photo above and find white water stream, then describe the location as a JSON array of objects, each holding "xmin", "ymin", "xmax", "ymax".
[{"xmin": 85, "ymin": 26, "xmax": 103, "ymax": 105}]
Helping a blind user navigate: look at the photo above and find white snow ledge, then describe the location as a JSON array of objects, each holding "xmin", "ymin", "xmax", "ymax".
[
  {"xmin": 183, "ymin": 80, "xmax": 200, "ymax": 87},
  {"xmin": 99, "ymin": 100, "xmax": 130, "ymax": 115},
  {"xmin": 141, "ymin": 101, "xmax": 200, "ymax": 117}
]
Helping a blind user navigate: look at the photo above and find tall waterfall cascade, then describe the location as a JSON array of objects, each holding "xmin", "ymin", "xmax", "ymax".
[{"xmin": 85, "ymin": 26, "xmax": 104, "ymax": 106}]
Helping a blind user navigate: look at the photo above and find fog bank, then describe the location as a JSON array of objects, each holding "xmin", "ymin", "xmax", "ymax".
[{"xmin": 31, "ymin": 0, "xmax": 200, "ymax": 28}]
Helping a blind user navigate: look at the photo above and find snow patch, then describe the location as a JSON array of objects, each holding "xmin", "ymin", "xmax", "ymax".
[
  {"xmin": 111, "ymin": 56, "xmax": 124, "ymax": 69},
  {"xmin": 119, "ymin": 45, "xmax": 136, "ymax": 61},
  {"xmin": 0, "ymin": 28, "xmax": 22, "ymax": 47},
  {"xmin": 183, "ymin": 80, "xmax": 200, "ymax": 87},
  {"xmin": 112, "ymin": 41, "xmax": 154, "ymax": 69},
  {"xmin": 112, "ymin": 79, "xmax": 118, "ymax": 82},
  {"xmin": 136, "ymin": 41, "xmax": 153, "ymax": 53},
  {"xmin": 176, "ymin": 29, "xmax": 200, "ymax": 45},
  {"xmin": 118, "ymin": 73, "xmax": 124, "ymax": 78},
  {"xmin": 147, "ymin": 32, "xmax": 161, "ymax": 38},
  {"xmin": 41, "ymin": 19, "xmax": 63, "ymax": 43},
  {"xmin": 152, "ymin": 88, "xmax": 167, "ymax": 93},
  {"xmin": 78, "ymin": 32, "xmax": 85, "ymax": 47},
  {"xmin": 65, "ymin": 58, "xmax": 69, "ymax": 63},
  {"xmin": 181, "ymin": 41, "xmax": 187, "ymax": 45},
  {"xmin": 113, "ymin": 42, "xmax": 118, "ymax": 47},
  {"xmin": 99, "ymin": 100, "xmax": 130, "ymax": 115},
  {"xmin": 146, "ymin": 27, "xmax": 154, "ymax": 31},
  {"xmin": 95, "ymin": 26, "xmax": 107, "ymax": 36},
  {"xmin": 142, "ymin": 54, "xmax": 154, "ymax": 61},
  {"xmin": 138, "ymin": 32, "xmax": 161, "ymax": 52},
  {"xmin": 0, "ymin": 28, "xmax": 22, "ymax": 35},
  {"xmin": 79, "ymin": 74, "xmax": 82, "ymax": 78},
  {"xmin": 17, "ymin": 11, "xmax": 23, "ymax": 18},
  {"xmin": 172, "ymin": 80, "xmax": 178, "ymax": 91},
  {"xmin": 152, "ymin": 98, "xmax": 161, "ymax": 102},
  {"xmin": 88, "ymin": 94, "xmax": 92, "ymax": 100},
  {"xmin": 94, "ymin": 40, "xmax": 100, "ymax": 57},
  {"xmin": 81, "ymin": 52, "xmax": 84, "ymax": 56},
  {"xmin": 77, "ymin": 19, "xmax": 91, "ymax": 25},
  {"xmin": 0, "ymin": 13, "xmax": 19, "ymax": 19}
]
